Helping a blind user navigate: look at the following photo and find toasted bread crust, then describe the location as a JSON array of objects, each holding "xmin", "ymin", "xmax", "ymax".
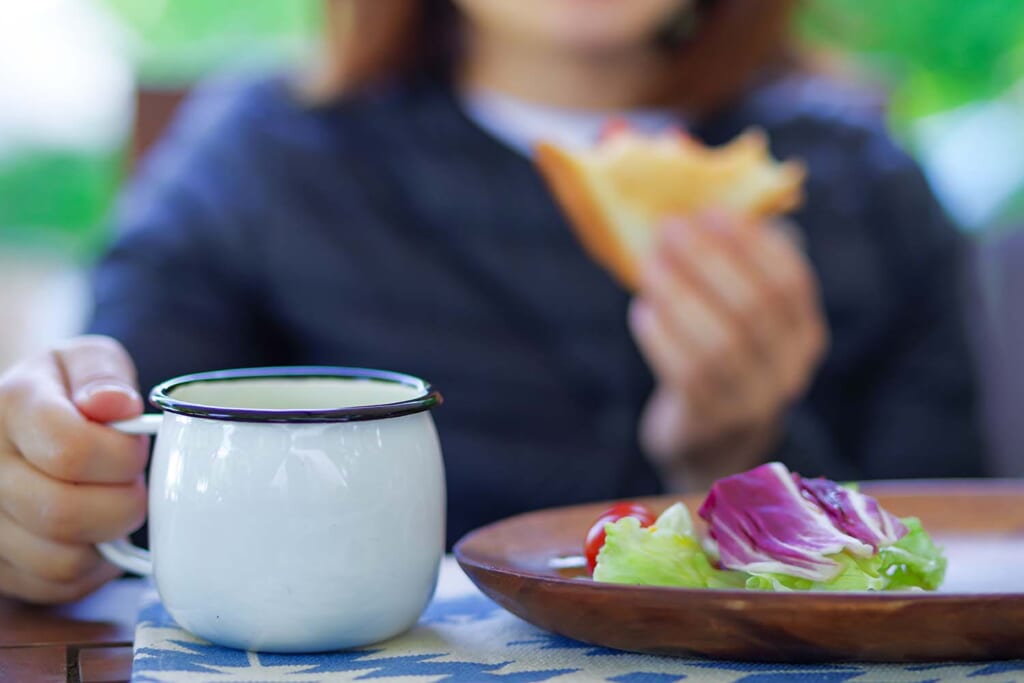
[
  {"xmin": 535, "ymin": 129, "xmax": 805, "ymax": 291},
  {"xmin": 535, "ymin": 142, "xmax": 642, "ymax": 289},
  {"xmin": 749, "ymin": 162, "xmax": 806, "ymax": 217}
]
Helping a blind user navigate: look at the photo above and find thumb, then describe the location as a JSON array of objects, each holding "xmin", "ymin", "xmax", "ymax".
[{"xmin": 56, "ymin": 336, "xmax": 143, "ymax": 423}]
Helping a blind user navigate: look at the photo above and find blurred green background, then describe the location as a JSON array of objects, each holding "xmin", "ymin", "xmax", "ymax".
[
  {"xmin": 1, "ymin": 0, "xmax": 1022, "ymax": 261},
  {"xmin": 802, "ymin": 0, "xmax": 1024, "ymax": 123},
  {"xmin": 0, "ymin": 0, "xmax": 320, "ymax": 259}
]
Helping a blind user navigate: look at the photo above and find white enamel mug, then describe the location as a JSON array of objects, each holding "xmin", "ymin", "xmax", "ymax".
[{"xmin": 97, "ymin": 366, "xmax": 445, "ymax": 652}]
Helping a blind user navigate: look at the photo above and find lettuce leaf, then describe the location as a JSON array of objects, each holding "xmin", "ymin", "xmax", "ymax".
[
  {"xmin": 593, "ymin": 508, "xmax": 746, "ymax": 589},
  {"xmin": 746, "ymin": 518, "xmax": 945, "ymax": 591},
  {"xmin": 594, "ymin": 511, "xmax": 945, "ymax": 592},
  {"xmin": 653, "ymin": 502, "xmax": 694, "ymax": 537},
  {"xmin": 876, "ymin": 517, "xmax": 946, "ymax": 590},
  {"xmin": 745, "ymin": 553, "xmax": 888, "ymax": 591}
]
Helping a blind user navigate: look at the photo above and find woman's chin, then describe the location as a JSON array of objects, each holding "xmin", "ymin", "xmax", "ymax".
[
  {"xmin": 455, "ymin": 0, "xmax": 686, "ymax": 57},
  {"xmin": 536, "ymin": 22, "xmax": 666, "ymax": 57}
]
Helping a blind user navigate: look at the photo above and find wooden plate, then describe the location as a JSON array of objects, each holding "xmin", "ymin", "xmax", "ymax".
[{"xmin": 454, "ymin": 481, "xmax": 1024, "ymax": 662}]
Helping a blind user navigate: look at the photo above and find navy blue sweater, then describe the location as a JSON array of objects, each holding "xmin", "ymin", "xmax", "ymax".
[{"xmin": 89, "ymin": 74, "xmax": 984, "ymax": 547}]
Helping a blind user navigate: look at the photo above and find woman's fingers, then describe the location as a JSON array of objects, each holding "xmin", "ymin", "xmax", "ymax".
[
  {"xmin": 742, "ymin": 224, "xmax": 829, "ymax": 397},
  {"xmin": 0, "ymin": 335, "xmax": 146, "ymax": 603},
  {"xmin": 0, "ymin": 508, "xmax": 109, "ymax": 584},
  {"xmin": 0, "ymin": 554, "xmax": 122, "ymax": 605},
  {"xmin": 629, "ymin": 213, "xmax": 830, "ymax": 465},
  {"xmin": 740, "ymin": 220, "xmax": 823, "ymax": 330},
  {"xmin": 628, "ymin": 299, "xmax": 718, "ymax": 410},
  {"xmin": 0, "ymin": 451, "xmax": 147, "ymax": 544},
  {"xmin": 56, "ymin": 335, "xmax": 142, "ymax": 424},
  {"xmin": 658, "ymin": 217, "xmax": 782, "ymax": 360},
  {"xmin": 1, "ymin": 353, "xmax": 148, "ymax": 485},
  {"xmin": 685, "ymin": 214, "xmax": 828, "ymax": 399},
  {"xmin": 642, "ymin": 223, "xmax": 780, "ymax": 423}
]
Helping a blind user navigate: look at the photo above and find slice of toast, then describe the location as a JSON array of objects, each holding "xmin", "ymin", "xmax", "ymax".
[{"xmin": 535, "ymin": 127, "xmax": 806, "ymax": 290}]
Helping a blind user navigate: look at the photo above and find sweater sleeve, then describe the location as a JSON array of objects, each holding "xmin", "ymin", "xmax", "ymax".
[
  {"xmin": 769, "ymin": 406, "xmax": 858, "ymax": 481},
  {"xmin": 845, "ymin": 139, "xmax": 985, "ymax": 478},
  {"xmin": 769, "ymin": 125, "xmax": 985, "ymax": 480},
  {"xmin": 86, "ymin": 81, "xmax": 286, "ymax": 396}
]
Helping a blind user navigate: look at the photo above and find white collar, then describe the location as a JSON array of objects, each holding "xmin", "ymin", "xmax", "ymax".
[{"xmin": 460, "ymin": 87, "xmax": 684, "ymax": 156}]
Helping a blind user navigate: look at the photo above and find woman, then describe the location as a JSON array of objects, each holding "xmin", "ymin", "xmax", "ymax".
[{"xmin": 0, "ymin": 0, "xmax": 983, "ymax": 603}]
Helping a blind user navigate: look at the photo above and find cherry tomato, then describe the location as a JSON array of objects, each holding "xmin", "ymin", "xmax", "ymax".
[{"xmin": 583, "ymin": 502, "xmax": 655, "ymax": 573}]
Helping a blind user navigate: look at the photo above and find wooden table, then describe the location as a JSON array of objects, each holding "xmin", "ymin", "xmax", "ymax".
[{"xmin": 0, "ymin": 579, "xmax": 145, "ymax": 682}]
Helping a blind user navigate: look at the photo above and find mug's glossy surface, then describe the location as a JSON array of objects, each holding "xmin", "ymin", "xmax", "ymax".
[{"xmin": 145, "ymin": 368, "xmax": 445, "ymax": 652}]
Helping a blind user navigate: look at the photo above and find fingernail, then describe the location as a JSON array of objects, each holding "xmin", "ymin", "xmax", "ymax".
[
  {"xmin": 701, "ymin": 208, "xmax": 732, "ymax": 232},
  {"xmin": 639, "ymin": 253, "xmax": 666, "ymax": 292},
  {"xmin": 629, "ymin": 299, "xmax": 654, "ymax": 332},
  {"xmin": 661, "ymin": 218, "xmax": 690, "ymax": 247},
  {"xmin": 73, "ymin": 382, "xmax": 140, "ymax": 405}
]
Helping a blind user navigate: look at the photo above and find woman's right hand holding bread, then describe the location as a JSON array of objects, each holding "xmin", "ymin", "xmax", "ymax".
[
  {"xmin": 629, "ymin": 213, "xmax": 828, "ymax": 492},
  {"xmin": 0, "ymin": 336, "xmax": 148, "ymax": 603}
]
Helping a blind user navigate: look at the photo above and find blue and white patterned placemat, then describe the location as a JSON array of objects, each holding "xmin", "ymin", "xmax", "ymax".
[{"xmin": 132, "ymin": 557, "xmax": 1024, "ymax": 682}]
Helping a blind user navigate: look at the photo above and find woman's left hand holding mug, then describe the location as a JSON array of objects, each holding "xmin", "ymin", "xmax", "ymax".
[{"xmin": 628, "ymin": 212, "xmax": 829, "ymax": 492}]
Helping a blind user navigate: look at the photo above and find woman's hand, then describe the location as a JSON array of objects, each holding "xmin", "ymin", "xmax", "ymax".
[
  {"xmin": 628, "ymin": 212, "xmax": 828, "ymax": 492},
  {"xmin": 0, "ymin": 336, "xmax": 148, "ymax": 603}
]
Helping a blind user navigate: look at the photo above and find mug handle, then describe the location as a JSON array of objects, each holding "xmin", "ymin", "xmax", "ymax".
[{"xmin": 95, "ymin": 414, "xmax": 162, "ymax": 575}]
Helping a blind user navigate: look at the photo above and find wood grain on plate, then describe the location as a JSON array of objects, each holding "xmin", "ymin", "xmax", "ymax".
[{"xmin": 454, "ymin": 480, "xmax": 1024, "ymax": 662}]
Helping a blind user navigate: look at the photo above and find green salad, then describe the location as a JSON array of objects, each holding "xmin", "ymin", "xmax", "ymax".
[{"xmin": 586, "ymin": 463, "xmax": 946, "ymax": 592}]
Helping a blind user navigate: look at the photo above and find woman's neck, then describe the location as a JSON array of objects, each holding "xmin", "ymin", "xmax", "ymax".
[{"xmin": 457, "ymin": 28, "xmax": 674, "ymax": 111}]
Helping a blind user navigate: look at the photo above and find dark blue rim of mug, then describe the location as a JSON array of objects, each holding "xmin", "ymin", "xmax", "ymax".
[{"xmin": 149, "ymin": 366, "xmax": 442, "ymax": 423}]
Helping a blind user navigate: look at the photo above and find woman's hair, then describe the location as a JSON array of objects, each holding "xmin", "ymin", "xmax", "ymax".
[{"xmin": 309, "ymin": 0, "xmax": 797, "ymax": 117}]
